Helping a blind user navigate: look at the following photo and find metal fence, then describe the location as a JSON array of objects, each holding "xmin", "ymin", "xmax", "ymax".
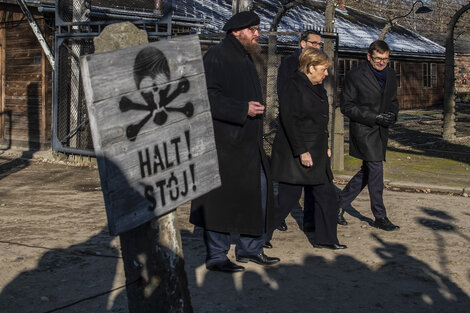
[
  {"xmin": 53, "ymin": 37, "xmax": 95, "ymax": 154},
  {"xmin": 52, "ymin": 0, "xmax": 172, "ymax": 155},
  {"xmin": 52, "ymin": 2, "xmax": 337, "ymax": 157}
]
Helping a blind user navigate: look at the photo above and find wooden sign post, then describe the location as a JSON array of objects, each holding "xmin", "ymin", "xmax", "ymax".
[{"xmin": 80, "ymin": 23, "xmax": 220, "ymax": 312}]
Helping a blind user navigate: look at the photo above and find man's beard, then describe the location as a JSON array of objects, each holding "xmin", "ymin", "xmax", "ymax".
[
  {"xmin": 244, "ymin": 41, "xmax": 261, "ymax": 56},
  {"xmin": 239, "ymin": 34, "xmax": 261, "ymax": 56}
]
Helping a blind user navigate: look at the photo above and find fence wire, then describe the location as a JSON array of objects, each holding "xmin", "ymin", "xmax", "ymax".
[
  {"xmin": 54, "ymin": 23, "xmax": 315, "ymax": 156},
  {"xmin": 56, "ymin": 37, "xmax": 95, "ymax": 152}
]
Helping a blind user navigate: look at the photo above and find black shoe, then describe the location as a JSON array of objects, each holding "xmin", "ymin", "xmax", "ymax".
[
  {"xmin": 337, "ymin": 207, "xmax": 348, "ymax": 225},
  {"xmin": 374, "ymin": 217, "xmax": 400, "ymax": 231},
  {"xmin": 236, "ymin": 253, "xmax": 280, "ymax": 265},
  {"xmin": 313, "ymin": 243, "xmax": 348, "ymax": 250},
  {"xmin": 206, "ymin": 260, "xmax": 245, "ymax": 273},
  {"xmin": 303, "ymin": 222, "xmax": 315, "ymax": 232},
  {"xmin": 277, "ymin": 221, "xmax": 288, "ymax": 231},
  {"xmin": 263, "ymin": 241, "xmax": 273, "ymax": 249}
]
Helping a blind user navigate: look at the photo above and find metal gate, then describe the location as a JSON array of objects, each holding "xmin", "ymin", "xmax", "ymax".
[{"xmin": 52, "ymin": 0, "xmax": 172, "ymax": 155}]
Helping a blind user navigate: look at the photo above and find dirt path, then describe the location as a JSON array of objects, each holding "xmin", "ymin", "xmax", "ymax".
[{"xmin": 0, "ymin": 157, "xmax": 469, "ymax": 312}]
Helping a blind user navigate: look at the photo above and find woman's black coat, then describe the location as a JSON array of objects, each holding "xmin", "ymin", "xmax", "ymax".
[
  {"xmin": 340, "ymin": 61, "xmax": 399, "ymax": 161},
  {"xmin": 190, "ymin": 34, "xmax": 275, "ymax": 236},
  {"xmin": 271, "ymin": 71, "xmax": 333, "ymax": 185}
]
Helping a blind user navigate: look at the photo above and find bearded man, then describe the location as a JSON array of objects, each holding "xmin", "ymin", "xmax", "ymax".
[{"xmin": 190, "ymin": 11, "xmax": 279, "ymax": 273}]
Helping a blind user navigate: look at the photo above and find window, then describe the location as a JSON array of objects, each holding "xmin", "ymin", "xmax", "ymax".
[
  {"xmin": 389, "ymin": 61, "xmax": 401, "ymax": 88},
  {"xmin": 338, "ymin": 59, "xmax": 358, "ymax": 87},
  {"xmin": 423, "ymin": 63, "xmax": 437, "ymax": 88},
  {"xmin": 431, "ymin": 63, "xmax": 437, "ymax": 87},
  {"xmin": 338, "ymin": 59, "xmax": 345, "ymax": 86}
]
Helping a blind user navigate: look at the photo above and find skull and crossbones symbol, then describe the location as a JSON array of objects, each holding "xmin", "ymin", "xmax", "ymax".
[{"xmin": 119, "ymin": 46, "xmax": 194, "ymax": 141}]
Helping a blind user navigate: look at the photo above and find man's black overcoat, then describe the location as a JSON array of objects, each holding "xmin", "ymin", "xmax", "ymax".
[
  {"xmin": 190, "ymin": 34, "xmax": 275, "ymax": 236},
  {"xmin": 271, "ymin": 72, "xmax": 333, "ymax": 185},
  {"xmin": 276, "ymin": 49, "xmax": 301, "ymax": 98},
  {"xmin": 340, "ymin": 62, "xmax": 399, "ymax": 161}
]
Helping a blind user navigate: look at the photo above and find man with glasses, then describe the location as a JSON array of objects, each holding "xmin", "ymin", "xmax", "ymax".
[
  {"xmin": 277, "ymin": 30, "xmax": 323, "ymax": 98},
  {"xmin": 190, "ymin": 11, "xmax": 280, "ymax": 273},
  {"xmin": 338, "ymin": 40, "xmax": 399, "ymax": 231},
  {"xmin": 274, "ymin": 30, "xmax": 329, "ymax": 239}
]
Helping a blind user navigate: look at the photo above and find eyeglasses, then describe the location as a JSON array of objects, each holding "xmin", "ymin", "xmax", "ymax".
[
  {"xmin": 248, "ymin": 26, "xmax": 259, "ymax": 33},
  {"xmin": 314, "ymin": 66, "xmax": 329, "ymax": 72},
  {"xmin": 306, "ymin": 40, "xmax": 322, "ymax": 47},
  {"xmin": 371, "ymin": 56, "xmax": 390, "ymax": 63}
]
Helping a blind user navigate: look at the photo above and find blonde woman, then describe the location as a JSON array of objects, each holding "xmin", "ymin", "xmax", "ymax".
[{"xmin": 271, "ymin": 48, "xmax": 346, "ymax": 249}]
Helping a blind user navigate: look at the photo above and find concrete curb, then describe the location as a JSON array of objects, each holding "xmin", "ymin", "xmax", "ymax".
[
  {"xmin": 0, "ymin": 148, "xmax": 55, "ymax": 161},
  {"xmin": 386, "ymin": 181, "xmax": 464, "ymax": 194},
  {"xmin": 0, "ymin": 148, "xmax": 97, "ymax": 167},
  {"xmin": 1, "ymin": 148, "xmax": 468, "ymax": 197},
  {"xmin": 334, "ymin": 174, "xmax": 469, "ymax": 197}
]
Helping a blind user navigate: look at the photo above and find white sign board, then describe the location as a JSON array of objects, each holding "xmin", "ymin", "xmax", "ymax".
[{"xmin": 80, "ymin": 35, "xmax": 220, "ymax": 235}]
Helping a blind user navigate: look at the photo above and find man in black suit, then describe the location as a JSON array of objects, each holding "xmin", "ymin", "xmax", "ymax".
[{"xmin": 339, "ymin": 40, "xmax": 399, "ymax": 231}]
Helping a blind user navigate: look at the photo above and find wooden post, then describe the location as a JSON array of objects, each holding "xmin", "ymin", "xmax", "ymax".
[
  {"xmin": 264, "ymin": 32, "xmax": 278, "ymax": 156},
  {"xmin": 119, "ymin": 213, "xmax": 192, "ymax": 313},
  {"xmin": 0, "ymin": 24, "xmax": 5, "ymax": 140},
  {"xmin": 232, "ymin": 0, "xmax": 253, "ymax": 14},
  {"xmin": 323, "ymin": 0, "xmax": 343, "ymax": 170},
  {"xmin": 85, "ymin": 22, "xmax": 220, "ymax": 313}
]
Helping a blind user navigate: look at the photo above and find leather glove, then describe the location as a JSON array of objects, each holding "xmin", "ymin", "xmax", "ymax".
[
  {"xmin": 375, "ymin": 112, "xmax": 396, "ymax": 127},
  {"xmin": 386, "ymin": 111, "xmax": 397, "ymax": 123}
]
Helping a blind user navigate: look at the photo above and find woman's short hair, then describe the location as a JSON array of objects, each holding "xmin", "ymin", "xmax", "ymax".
[{"xmin": 298, "ymin": 47, "xmax": 331, "ymax": 74}]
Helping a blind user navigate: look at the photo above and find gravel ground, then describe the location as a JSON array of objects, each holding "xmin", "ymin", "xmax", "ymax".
[{"xmin": 0, "ymin": 103, "xmax": 469, "ymax": 313}]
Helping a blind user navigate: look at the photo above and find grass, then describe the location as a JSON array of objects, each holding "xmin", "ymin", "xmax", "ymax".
[
  {"xmin": 334, "ymin": 149, "xmax": 470, "ymax": 188},
  {"xmin": 398, "ymin": 108, "xmax": 443, "ymax": 120}
]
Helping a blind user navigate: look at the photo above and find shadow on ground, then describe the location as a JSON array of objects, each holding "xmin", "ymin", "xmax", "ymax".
[
  {"xmin": 0, "ymin": 229, "xmax": 127, "ymax": 313},
  {"xmin": 183, "ymin": 204, "xmax": 470, "ymax": 313},
  {"xmin": 0, "ymin": 190, "xmax": 469, "ymax": 312}
]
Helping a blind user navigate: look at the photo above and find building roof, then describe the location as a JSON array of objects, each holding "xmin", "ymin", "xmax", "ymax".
[
  {"xmin": 328, "ymin": 6, "xmax": 445, "ymax": 58},
  {"xmin": 424, "ymin": 32, "xmax": 470, "ymax": 56},
  {"xmin": 171, "ymin": 0, "xmax": 445, "ymax": 58},
  {"xmin": 15, "ymin": 0, "xmax": 445, "ymax": 58}
]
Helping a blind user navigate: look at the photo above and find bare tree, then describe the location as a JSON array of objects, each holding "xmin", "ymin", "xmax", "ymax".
[
  {"xmin": 378, "ymin": 0, "xmax": 428, "ymax": 40},
  {"xmin": 343, "ymin": 0, "xmax": 433, "ymax": 40},
  {"xmin": 264, "ymin": 0, "xmax": 299, "ymax": 154},
  {"xmin": 348, "ymin": 0, "xmax": 470, "ymax": 44},
  {"xmin": 442, "ymin": 2, "xmax": 470, "ymax": 140}
]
